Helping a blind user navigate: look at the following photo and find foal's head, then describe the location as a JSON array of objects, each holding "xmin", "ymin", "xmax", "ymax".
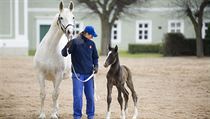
[
  {"xmin": 104, "ymin": 45, "xmax": 118, "ymax": 68},
  {"xmin": 57, "ymin": 1, "xmax": 75, "ymax": 39}
]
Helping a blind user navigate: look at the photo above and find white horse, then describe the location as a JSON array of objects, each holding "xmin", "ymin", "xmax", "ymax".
[{"xmin": 34, "ymin": 1, "xmax": 74, "ymax": 119}]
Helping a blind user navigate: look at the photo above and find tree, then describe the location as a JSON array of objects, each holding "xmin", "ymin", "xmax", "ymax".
[
  {"xmin": 76, "ymin": 0, "xmax": 145, "ymax": 55},
  {"xmin": 171, "ymin": 0, "xmax": 210, "ymax": 57},
  {"xmin": 206, "ymin": 24, "xmax": 210, "ymax": 40}
]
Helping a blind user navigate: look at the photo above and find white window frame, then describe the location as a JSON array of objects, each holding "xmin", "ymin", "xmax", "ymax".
[
  {"xmin": 0, "ymin": 0, "xmax": 13, "ymax": 37},
  {"xmin": 111, "ymin": 21, "xmax": 121, "ymax": 43},
  {"xmin": 36, "ymin": 19, "xmax": 52, "ymax": 49},
  {"xmin": 73, "ymin": 21, "xmax": 84, "ymax": 38},
  {"xmin": 136, "ymin": 20, "xmax": 152, "ymax": 43},
  {"xmin": 168, "ymin": 20, "xmax": 184, "ymax": 33},
  {"xmin": 202, "ymin": 20, "xmax": 210, "ymax": 39}
]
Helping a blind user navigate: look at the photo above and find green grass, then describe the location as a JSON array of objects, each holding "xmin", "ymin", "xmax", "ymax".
[
  {"xmin": 28, "ymin": 50, "xmax": 36, "ymax": 56},
  {"xmin": 119, "ymin": 51, "xmax": 162, "ymax": 58}
]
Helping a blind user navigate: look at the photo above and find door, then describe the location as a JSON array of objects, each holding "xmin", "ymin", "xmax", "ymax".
[{"xmin": 39, "ymin": 25, "xmax": 50, "ymax": 42}]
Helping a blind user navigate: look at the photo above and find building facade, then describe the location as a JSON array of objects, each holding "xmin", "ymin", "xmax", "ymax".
[
  {"xmin": 0, "ymin": 0, "xmax": 209, "ymax": 55},
  {"xmin": 0, "ymin": 0, "xmax": 28, "ymax": 55}
]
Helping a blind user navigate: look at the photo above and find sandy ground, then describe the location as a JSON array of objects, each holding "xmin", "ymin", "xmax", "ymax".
[{"xmin": 0, "ymin": 56, "xmax": 210, "ymax": 119}]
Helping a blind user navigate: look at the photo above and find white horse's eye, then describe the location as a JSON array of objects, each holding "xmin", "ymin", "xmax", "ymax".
[{"xmin": 60, "ymin": 17, "xmax": 63, "ymax": 20}]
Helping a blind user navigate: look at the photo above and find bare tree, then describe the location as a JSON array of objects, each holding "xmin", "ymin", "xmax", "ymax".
[
  {"xmin": 171, "ymin": 0, "xmax": 210, "ymax": 57},
  {"xmin": 76, "ymin": 0, "xmax": 146, "ymax": 55}
]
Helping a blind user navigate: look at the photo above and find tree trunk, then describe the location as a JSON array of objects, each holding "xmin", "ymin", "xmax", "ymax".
[
  {"xmin": 100, "ymin": 17, "xmax": 112, "ymax": 56},
  {"xmin": 191, "ymin": 19, "xmax": 204, "ymax": 57},
  {"xmin": 195, "ymin": 25, "xmax": 204, "ymax": 57}
]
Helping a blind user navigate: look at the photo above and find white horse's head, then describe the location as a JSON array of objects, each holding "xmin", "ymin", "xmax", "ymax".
[{"xmin": 57, "ymin": 1, "xmax": 75, "ymax": 40}]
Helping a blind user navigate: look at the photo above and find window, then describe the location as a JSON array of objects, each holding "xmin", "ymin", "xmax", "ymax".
[
  {"xmin": 202, "ymin": 20, "xmax": 210, "ymax": 39},
  {"xmin": 73, "ymin": 22, "xmax": 83, "ymax": 38},
  {"xmin": 111, "ymin": 21, "xmax": 121, "ymax": 43},
  {"xmin": 40, "ymin": 25, "xmax": 50, "ymax": 42},
  {"xmin": 36, "ymin": 19, "xmax": 52, "ymax": 48},
  {"xmin": 168, "ymin": 20, "xmax": 184, "ymax": 33},
  {"xmin": 136, "ymin": 20, "xmax": 152, "ymax": 43}
]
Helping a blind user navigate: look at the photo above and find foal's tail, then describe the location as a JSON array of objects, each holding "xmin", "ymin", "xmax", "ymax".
[
  {"xmin": 123, "ymin": 65, "xmax": 132, "ymax": 82},
  {"xmin": 123, "ymin": 65, "xmax": 138, "ymax": 107}
]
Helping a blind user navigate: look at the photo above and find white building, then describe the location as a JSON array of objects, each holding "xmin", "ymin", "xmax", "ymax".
[{"xmin": 0, "ymin": 0, "xmax": 209, "ymax": 55}]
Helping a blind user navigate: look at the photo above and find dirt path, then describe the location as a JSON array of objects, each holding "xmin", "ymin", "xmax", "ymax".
[{"xmin": 0, "ymin": 56, "xmax": 210, "ymax": 119}]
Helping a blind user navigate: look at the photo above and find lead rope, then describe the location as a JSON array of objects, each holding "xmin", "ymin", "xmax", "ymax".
[
  {"xmin": 71, "ymin": 64, "xmax": 95, "ymax": 82},
  {"xmin": 68, "ymin": 36, "xmax": 94, "ymax": 83},
  {"xmin": 67, "ymin": 36, "xmax": 94, "ymax": 82},
  {"xmin": 67, "ymin": 37, "xmax": 98, "ymax": 101},
  {"xmin": 71, "ymin": 62, "xmax": 99, "ymax": 101}
]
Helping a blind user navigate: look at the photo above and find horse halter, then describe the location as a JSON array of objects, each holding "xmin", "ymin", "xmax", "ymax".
[{"xmin": 57, "ymin": 14, "xmax": 74, "ymax": 34}]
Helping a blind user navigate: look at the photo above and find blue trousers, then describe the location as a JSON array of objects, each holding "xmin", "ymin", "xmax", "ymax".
[{"xmin": 72, "ymin": 73, "xmax": 95, "ymax": 119}]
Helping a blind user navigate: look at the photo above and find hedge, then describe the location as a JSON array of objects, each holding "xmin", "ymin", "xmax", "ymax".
[
  {"xmin": 128, "ymin": 33, "xmax": 210, "ymax": 56},
  {"xmin": 128, "ymin": 44, "xmax": 161, "ymax": 54},
  {"xmin": 162, "ymin": 33, "xmax": 210, "ymax": 56},
  {"xmin": 162, "ymin": 33, "xmax": 187, "ymax": 56}
]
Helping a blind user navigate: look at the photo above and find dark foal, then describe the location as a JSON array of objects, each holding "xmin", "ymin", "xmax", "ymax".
[{"xmin": 104, "ymin": 45, "xmax": 138, "ymax": 119}]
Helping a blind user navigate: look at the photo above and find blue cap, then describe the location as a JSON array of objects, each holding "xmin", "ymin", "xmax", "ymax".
[{"xmin": 84, "ymin": 26, "xmax": 97, "ymax": 37}]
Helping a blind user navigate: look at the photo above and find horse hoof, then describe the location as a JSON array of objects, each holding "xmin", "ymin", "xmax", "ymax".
[
  {"xmin": 120, "ymin": 110, "xmax": 126, "ymax": 119},
  {"xmin": 132, "ymin": 107, "xmax": 138, "ymax": 119},
  {"xmin": 56, "ymin": 113, "xmax": 60, "ymax": 118},
  {"xmin": 106, "ymin": 111, "xmax": 111, "ymax": 119},
  {"xmin": 132, "ymin": 116, "xmax": 137, "ymax": 119},
  {"xmin": 120, "ymin": 116, "xmax": 126, "ymax": 119},
  {"xmin": 50, "ymin": 114, "xmax": 58, "ymax": 119},
  {"xmin": 39, "ymin": 113, "xmax": 46, "ymax": 119}
]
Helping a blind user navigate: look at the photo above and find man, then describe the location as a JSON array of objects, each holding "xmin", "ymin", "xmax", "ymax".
[{"xmin": 61, "ymin": 26, "xmax": 99, "ymax": 119}]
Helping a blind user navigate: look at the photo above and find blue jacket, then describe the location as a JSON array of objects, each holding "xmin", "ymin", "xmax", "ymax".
[{"xmin": 61, "ymin": 35, "xmax": 99, "ymax": 74}]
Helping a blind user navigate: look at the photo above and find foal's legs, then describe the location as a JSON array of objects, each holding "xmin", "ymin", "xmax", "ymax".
[
  {"xmin": 38, "ymin": 72, "xmax": 46, "ymax": 119},
  {"xmin": 116, "ymin": 87, "xmax": 125, "ymax": 119},
  {"xmin": 116, "ymin": 83, "xmax": 129, "ymax": 119},
  {"xmin": 126, "ymin": 79, "xmax": 138, "ymax": 119},
  {"xmin": 121, "ymin": 86, "xmax": 129, "ymax": 112},
  {"xmin": 106, "ymin": 81, "xmax": 113, "ymax": 119},
  {"xmin": 51, "ymin": 72, "xmax": 62, "ymax": 119}
]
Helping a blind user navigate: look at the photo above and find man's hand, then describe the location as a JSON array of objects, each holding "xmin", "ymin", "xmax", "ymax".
[
  {"xmin": 65, "ymin": 40, "xmax": 72, "ymax": 49},
  {"xmin": 62, "ymin": 40, "xmax": 73, "ymax": 57},
  {"xmin": 93, "ymin": 65, "xmax": 98, "ymax": 74}
]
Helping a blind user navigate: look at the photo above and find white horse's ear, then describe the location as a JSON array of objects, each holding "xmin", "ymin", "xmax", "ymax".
[
  {"xmin": 69, "ymin": 1, "xmax": 74, "ymax": 12},
  {"xmin": 59, "ymin": 1, "xmax": 64, "ymax": 12}
]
